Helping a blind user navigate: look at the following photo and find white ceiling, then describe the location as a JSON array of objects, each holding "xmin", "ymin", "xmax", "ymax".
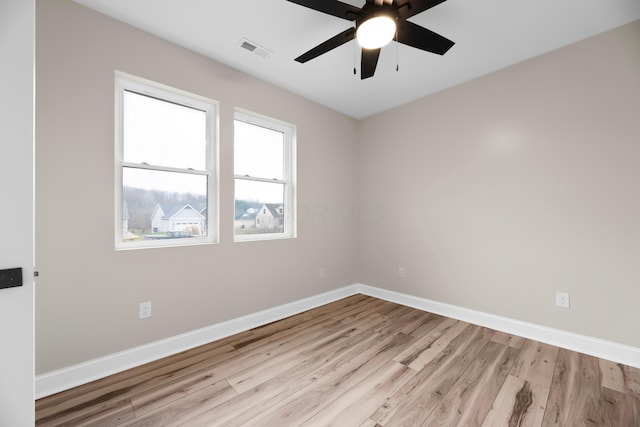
[{"xmin": 73, "ymin": 0, "xmax": 640, "ymax": 119}]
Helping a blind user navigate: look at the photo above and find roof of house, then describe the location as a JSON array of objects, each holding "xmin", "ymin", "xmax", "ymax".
[
  {"xmin": 259, "ymin": 203, "xmax": 284, "ymax": 218},
  {"xmin": 156, "ymin": 203, "xmax": 206, "ymax": 219},
  {"xmin": 234, "ymin": 207, "xmax": 257, "ymax": 220}
]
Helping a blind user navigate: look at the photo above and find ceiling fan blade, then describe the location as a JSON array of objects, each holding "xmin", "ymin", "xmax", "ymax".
[
  {"xmin": 398, "ymin": 0, "xmax": 447, "ymax": 20},
  {"xmin": 286, "ymin": 0, "xmax": 360, "ymax": 21},
  {"xmin": 295, "ymin": 28, "xmax": 356, "ymax": 63},
  {"xmin": 361, "ymin": 48, "xmax": 381, "ymax": 79},
  {"xmin": 397, "ymin": 20, "xmax": 454, "ymax": 55}
]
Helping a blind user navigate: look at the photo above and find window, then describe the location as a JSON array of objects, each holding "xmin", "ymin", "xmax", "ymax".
[
  {"xmin": 234, "ymin": 110, "xmax": 295, "ymax": 241},
  {"xmin": 115, "ymin": 72, "xmax": 217, "ymax": 249}
]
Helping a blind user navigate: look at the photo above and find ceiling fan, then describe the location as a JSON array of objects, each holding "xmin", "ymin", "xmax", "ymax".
[{"xmin": 287, "ymin": 0, "xmax": 455, "ymax": 79}]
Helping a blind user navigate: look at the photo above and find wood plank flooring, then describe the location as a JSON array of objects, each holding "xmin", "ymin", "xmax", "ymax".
[{"xmin": 35, "ymin": 295, "xmax": 640, "ymax": 426}]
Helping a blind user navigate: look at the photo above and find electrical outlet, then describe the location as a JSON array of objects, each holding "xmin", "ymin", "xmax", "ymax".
[
  {"xmin": 139, "ymin": 301, "xmax": 152, "ymax": 319},
  {"xmin": 398, "ymin": 267, "xmax": 406, "ymax": 278},
  {"xmin": 555, "ymin": 292, "xmax": 569, "ymax": 308},
  {"xmin": 318, "ymin": 267, "xmax": 325, "ymax": 279}
]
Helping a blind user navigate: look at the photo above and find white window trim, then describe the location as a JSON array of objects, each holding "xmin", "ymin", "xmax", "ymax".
[
  {"xmin": 234, "ymin": 109, "xmax": 296, "ymax": 242},
  {"xmin": 115, "ymin": 71, "xmax": 219, "ymax": 250}
]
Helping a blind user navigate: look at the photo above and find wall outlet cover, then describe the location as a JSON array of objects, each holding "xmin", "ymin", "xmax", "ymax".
[
  {"xmin": 139, "ymin": 301, "xmax": 152, "ymax": 319},
  {"xmin": 556, "ymin": 292, "xmax": 570, "ymax": 308}
]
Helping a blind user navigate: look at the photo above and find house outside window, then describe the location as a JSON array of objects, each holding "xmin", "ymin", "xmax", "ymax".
[
  {"xmin": 115, "ymin": 72, "xmax": 218, "ymax": 249},
  {"xmin": 234, "ymin": 110, "xmax": 295, "ymax": 241}
]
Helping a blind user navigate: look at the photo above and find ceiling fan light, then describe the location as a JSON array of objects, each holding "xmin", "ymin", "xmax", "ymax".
[{"xmin": 356, "ymin": 16, "xmax": 396, "ymax": 49}]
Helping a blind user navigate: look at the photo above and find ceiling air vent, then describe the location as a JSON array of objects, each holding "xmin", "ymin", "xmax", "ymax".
[{"xmin": 238, "ymin": 38, "xmax": 272, "ymax": 59}]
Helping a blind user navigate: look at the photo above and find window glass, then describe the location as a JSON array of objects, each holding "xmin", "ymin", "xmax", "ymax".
[
  {"xmin": 123, "ymin": 91, "xmax": 206, "ymax": 170},
  {"xmin": 234, "ymin": 120, "xmax": 284, "ymax": 179},
  {"xmin": 234, "ymin": 180, "xmax": 284, "ymax": 235},
  {"xmin": 234, "ymin": 112, "xmax": 295, "ymax": 241},
  {"xmin": 115, "ymin": 73, "xmax": 217, "ymax": 249}
]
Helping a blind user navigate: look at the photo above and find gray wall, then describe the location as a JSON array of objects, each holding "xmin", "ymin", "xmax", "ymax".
[
  {"xmin": 357, "ymin": 20, "xmax": 640, "ymax": 348},
  {"xmin": 36, "ymin": 0, "xmax": 640, "ymax": 376},
  {"xmin": 36, "ymin": 0, "xmax": 359, "ymax": 374},
  {"xmin": 0, "ymin": 0, "xmax": 35, "ymax": 424}
]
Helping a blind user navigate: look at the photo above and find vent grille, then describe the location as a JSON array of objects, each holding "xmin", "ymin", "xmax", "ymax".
[{"xmin": 238, "ymin": 38, "xmax": 272, "ymax": 59}]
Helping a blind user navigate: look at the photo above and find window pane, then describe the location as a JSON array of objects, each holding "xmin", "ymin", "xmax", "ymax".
[
  {"xmin": 123, "ymin": 90, "xmax": 206, "ymax": 170},
  {"xmin": 234, "ymin": 120, "xmax": 284, "ymax": 180},
  {"xmin": 234, "ymin": 179, "xmax": 284, "ymax": 235},
  {"xmin": 123, "ymin": 167, "xmax": 208, "ymax": 241}
]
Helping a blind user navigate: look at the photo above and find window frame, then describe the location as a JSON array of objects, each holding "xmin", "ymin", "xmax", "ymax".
[
  {"xmin": 233, "ymin": 109, "xmax": 296, "ymax": 242},
  {"xmin": 114, "ymin": 71, "xmax": 218, "ymax": 250}
]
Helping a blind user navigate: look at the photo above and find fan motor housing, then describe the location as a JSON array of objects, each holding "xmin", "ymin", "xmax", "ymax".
[{"xmin": 355, "ymin": 3, "xmax": 398, "ymax": 28}]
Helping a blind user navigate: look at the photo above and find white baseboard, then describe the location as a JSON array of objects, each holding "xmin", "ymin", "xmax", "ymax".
[
  {"xmin": 35, "ymin": 285, "xmax": 360, "ymax": 399},
  {"xmin": 36, "ymin": 283, "xmax": 640, "ymax": 399},
  {"xmin": 356, "ymin": 284, "xmax": 640, "ymax": 370}
]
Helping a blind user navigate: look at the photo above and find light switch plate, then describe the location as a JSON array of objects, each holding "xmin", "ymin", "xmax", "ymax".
[{"xmin": 0, "ymin": 268, "xmax": 22, "ymax": 289}]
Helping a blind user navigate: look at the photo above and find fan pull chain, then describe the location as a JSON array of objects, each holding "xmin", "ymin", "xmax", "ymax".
[
  {"xmin": 395, "ymin": 26, "xmax": 399, "ymax": 72},
  {"xmin": 353, "ymin": 26, "xmax": 357, "ymax": 75}
]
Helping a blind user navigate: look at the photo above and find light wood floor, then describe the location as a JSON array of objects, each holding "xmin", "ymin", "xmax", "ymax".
[{"xmin": 36, "ymin": 295, "xmax": 640, "ymax": 426}]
